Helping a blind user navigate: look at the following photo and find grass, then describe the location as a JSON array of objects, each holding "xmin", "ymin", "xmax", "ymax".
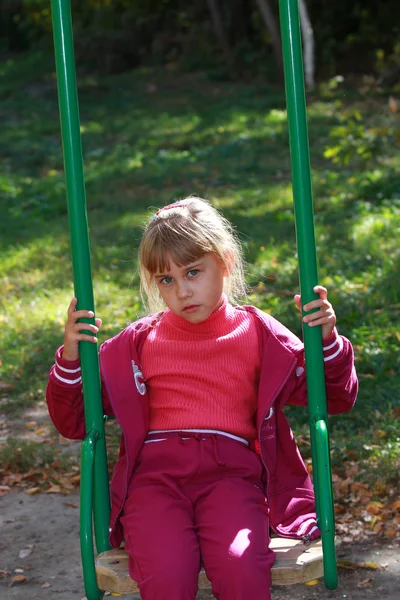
[{"xmin": 1, "ymin": 51, "xmax": 399, "ymax": 492}]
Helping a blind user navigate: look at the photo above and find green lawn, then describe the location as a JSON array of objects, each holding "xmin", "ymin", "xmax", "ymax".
[{"xmin": 1, "ymin": 52, "xmax": 399, "ymax": 495}]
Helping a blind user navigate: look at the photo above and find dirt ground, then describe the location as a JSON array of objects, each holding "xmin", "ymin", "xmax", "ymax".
[{"xmin": 1, "ymin": 490, "xmax": 399, "ymax": 600}]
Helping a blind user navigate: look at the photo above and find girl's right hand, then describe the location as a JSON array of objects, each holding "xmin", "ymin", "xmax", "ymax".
[{"xmin": 62, "ymin": 297, "xmax": 102, "ymax": 361}]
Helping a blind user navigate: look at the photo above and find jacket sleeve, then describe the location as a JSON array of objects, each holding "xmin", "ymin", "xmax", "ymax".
[
  {"xmin": 288, "ymin": 328, "xmax": 358, "ymax": 414},
  {"xmin": 46, "ymin": 346, "xmax": 113, "ymax": 440}
]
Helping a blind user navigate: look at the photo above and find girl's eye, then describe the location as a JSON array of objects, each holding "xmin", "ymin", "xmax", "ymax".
[
  {"xmin": 160, "ymin": 276, "xmax": 173, "ymax": 285},
  {"xmin": 187, "ymin": 269, "xmax": 199, "ymax": 277}
]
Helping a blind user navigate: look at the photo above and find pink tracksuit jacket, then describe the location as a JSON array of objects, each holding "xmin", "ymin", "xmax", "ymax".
[{"xmin": 46, "ymin": 304, "xmax": 358, "ymax": 549}]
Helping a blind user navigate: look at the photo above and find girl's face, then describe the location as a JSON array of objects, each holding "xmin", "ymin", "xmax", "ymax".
[{"xmin": 153, "ymin": 253, "xmax": 227, "ymax": 323}]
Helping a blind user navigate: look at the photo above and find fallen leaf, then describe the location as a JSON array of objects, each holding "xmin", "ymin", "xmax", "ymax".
[
  {"xmin": 25, "ymin": 487, "xmax": 41, "ymax": 495},
  {"xmin": 46, "ymin": 484, "xmax": 61, "ymax": 494},
  {"xmin": 351, "ymin": 482, "xmax": 370, "ymax": 494},
  {"xmin": 63, "ymin": 501, "xmax": 79, "ymax": 509},
  {"xmin": 0, "ymin": 382, "xmax": 13, "ymax": 390},
  {"xmin": 41, "ymin": 582, "xmax": 51, "ymax": 588},
  {"xmin": 305, "ymin": 579, "xmax": 319, "ymax": 586},
  {"xmin": 372, "ymin": 521, "xmax": 384, "ymax": 533},
  {"xmin": 338, "ymin": 560, "xmax": 380, "ymax": 570},
  {"xmin": 366, "ymin": 502, "xmax": 383, "ymax": 515},
  {"xmin": 364, "ymin": 562, "xmax": 380, "ymax": 569},
  {"xmin": 8, "ymin": 574, "xmax": 27, "ymax": 587},
  {"xmin": 357, "ymin": 577, "xmax": 374, "ymax": 588},
  {"xmin": 0, "ymin": 485, "xmax": 11, "ymax": 497},
  {"xmin": 374, "ymin": 429, "xmax": 387, "ymax": 440},
  {"xmin": 391, "ymin": 406, "xmax": 400, "ymax": 419},
  {"xmin": 0, "ymin": 570, "xmax": 11, "ymax": 579},
  {"xmin": 59, "ymin": 476, "xmax": 75, "ymax": 490},
  {"xmin": 388, "ymin": 96, "xmax": 398, "ymax": 113},
  {"xmin": 19, "ymin": 544, "xmax": 34, "ymax": 559}
]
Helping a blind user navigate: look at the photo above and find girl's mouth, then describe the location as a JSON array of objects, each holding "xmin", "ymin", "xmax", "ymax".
[{"xmin": 183, "ymin": 305, "xmax": 199, "ymax": 313}]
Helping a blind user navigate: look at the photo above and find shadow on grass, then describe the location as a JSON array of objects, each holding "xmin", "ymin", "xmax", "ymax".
[
  {"xmin": 1, "ymin": 54, "xmax": 400, "ymax": 433},
  {"xmin": 0, "ymin": 322, "xmax": 64, "ymax": 415}
]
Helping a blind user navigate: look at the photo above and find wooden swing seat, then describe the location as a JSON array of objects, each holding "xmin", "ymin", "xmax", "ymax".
[{"xmin": 95, "ymin": 537, "xmax": 323, "ymax": 594}]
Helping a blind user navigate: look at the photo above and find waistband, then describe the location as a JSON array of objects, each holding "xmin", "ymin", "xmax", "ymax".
[{"xmin": 145, "ymin": 429, "xmax": 250, "ymax": 447}]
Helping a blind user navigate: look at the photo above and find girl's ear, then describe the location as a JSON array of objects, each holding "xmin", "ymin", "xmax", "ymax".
[{"xmin": 223, "ymin": 249, "xmax": 235, "ymax": 276}]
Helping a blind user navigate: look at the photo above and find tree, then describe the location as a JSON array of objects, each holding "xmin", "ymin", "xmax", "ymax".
[
  {"xmin": 298, "ymin": 0, "xmax": 315, "ymax": 89},
  {"xmin": 206, "ymin": 0, "xmax": 235, "ymax": 68},
  {"xmin": 255, "ymin": 0, "xmax": 283, "ymax": 79}
]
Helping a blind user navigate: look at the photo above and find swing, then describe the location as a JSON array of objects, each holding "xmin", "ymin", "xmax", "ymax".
[{"xmin": 50, "ymin": 0, "xmax": 337, "ymax": 598}]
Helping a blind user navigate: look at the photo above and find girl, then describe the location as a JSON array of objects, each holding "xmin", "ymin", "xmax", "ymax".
[{"xmin": 47, "ymin": 196, "xmax": 358, "ymax": 600}]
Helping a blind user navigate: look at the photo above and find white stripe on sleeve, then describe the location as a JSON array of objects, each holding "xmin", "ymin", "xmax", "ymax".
[
  {"xmin": 56, "ymin": 360, "xmax": 81, "ymax": 374},
  {"xmin": 323, "ymin": 339, "xmax": 338, "ymax": 351},
  {"xmin": 54, "ymin": 370, "xmax": 82, "ymax": 385},
  {"xmin": 323, "ymin": 337, "xmax": 343, "ymax": 362}
]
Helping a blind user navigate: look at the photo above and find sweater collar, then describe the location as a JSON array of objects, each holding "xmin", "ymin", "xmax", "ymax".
[{"xmin": 162, "ymin": 295, "xmax": 236, "ymax": 335}]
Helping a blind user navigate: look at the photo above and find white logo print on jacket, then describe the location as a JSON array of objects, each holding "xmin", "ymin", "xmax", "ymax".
[{"xmin": 132, "ymin": 360, "xmax": 146, "ymax": 395}]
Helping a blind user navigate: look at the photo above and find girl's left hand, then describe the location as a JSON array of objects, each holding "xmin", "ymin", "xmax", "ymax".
[{"xmin": 294, "ymin": 285, "xmax": 336, "ymax": 339}]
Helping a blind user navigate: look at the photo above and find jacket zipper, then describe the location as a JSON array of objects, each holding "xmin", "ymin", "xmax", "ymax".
[
  {"xmin": 102, "ymin": 375, "xmax": 131, "ymax": 539},
  {"xmin": 114, "ymin": 430, "xmax": 130, "ymax": 535},
  {"xmin": 258, "ymin": 358, "xmax": 297, "ymax": 537}
]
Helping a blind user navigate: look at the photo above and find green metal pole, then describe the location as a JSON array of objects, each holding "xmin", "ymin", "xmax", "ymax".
[
  {"xmin": 50, "ymin": 0, "xmax": 111, "ymax": 585},
  {"xmin": 80, "ymin": 432, "xmax": 104, "ymax": 600},
  {"xmin": 278, "ymin": 0, "xmax": 337, "ymax": 589}
]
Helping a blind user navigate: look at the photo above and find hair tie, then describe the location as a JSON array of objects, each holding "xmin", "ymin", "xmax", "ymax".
[{"xmin": 155, "ymin": 201, "xmax": 187, "ymax": 216}]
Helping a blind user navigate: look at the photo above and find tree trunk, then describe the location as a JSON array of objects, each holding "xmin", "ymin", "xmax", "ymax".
[
  {"xmin": 228, "ymin": 0, "xmax": 249, "ymax": 44},
  {"xmin": 0, "ymin": 0, "xmax": 28, "ymax": 51},
  {"xmin": 298, "ymin": 0, "xmax": 315, "ymax": 89},
  {"xmin": 255, "ymin": 0, "xmax": 283, "ymax": 79},
  {"xmin": 206, "ymin": 0, "xmax": 234, "ymax": 67}
]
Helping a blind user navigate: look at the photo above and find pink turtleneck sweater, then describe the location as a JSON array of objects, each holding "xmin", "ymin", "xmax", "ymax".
[{"xmin": 140, "ymin": 298, "xmax": 261, "ymax": 440}]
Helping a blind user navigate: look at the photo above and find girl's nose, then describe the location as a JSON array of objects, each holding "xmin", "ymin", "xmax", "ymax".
[{"xmin": 177, "ymin": 280, "xmax": 191, "ymax": 299}]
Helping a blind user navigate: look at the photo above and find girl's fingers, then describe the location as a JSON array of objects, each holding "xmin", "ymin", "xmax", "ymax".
[
  {"xmin": 67, "ymin": 309, "xmax": 95, "ymax": 323},
  {"xmin": 301, "ymin": 286, "xmax": 329, "ymax": 311},
  {"xmin": 70, "ymin": 323, "xmax": 99, "ymax": 333},
  {"xmin": 303, "ymin": 300, "xmax": 322, "ymax": 312},
  {"xmin": 297, "ymin": 287, "xmax": 335, "ymax": 335},
  {"xmin": 67, "ymin": 297, "xmax": 95, "ymax": 318},
  {"xmin": 313, "ymin": 285, "xmax": 328, "ymax": 299},
  {"xmin": 296, "ymin": 287, "xmax": 330, "ymax": 311},
  {"xmin": 67, "ymin": 297, "xmax": 77, "ymax": 315},
  {"xmin": 303, "ymin": 309, "xmax": 334, "ymax": 323},
  {"xmin": 66, "ymin": 298, "xmax": 101, "ymax": 331},
  {"xmin": 303, "ymin": 300, "xmax": 331, "ymax": 313},
  {"xmin": 306, "ymin": 317, "xmax": 334, "ymax": 327},
  {"xmin": 76, "ymin": 334, "xmax": 98, "ymax": 343}
]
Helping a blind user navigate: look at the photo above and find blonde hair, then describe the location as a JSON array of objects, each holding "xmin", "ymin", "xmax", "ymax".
[{"xmin": 138, "ymin": 196, "xmax": 247, "ymax": 312}]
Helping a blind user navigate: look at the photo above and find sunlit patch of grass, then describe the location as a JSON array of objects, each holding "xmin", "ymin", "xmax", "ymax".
[
  {"xmin": 113, "ymin": 210, "xmax": 150, "ymax": 231},
  {"xmin": 1, "ymin": 54, "xmax": 399, "ymax": 499},
  {"xmin": 352, "ymin": 208, "xmax": 400, "ymax": 255}
]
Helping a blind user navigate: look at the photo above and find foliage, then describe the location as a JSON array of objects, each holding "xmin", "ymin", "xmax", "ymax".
[
  {"xmin": 0, "ymin": 55, "xmax": 399, "ymax": 532},
  {"xmin": 0, "ymin": 437, "xmax": 62, "ymax": 472},
  {"xmin": 323, "ymin": 110, "xmax": 387, "ymax": 168},
  {"xmin": 322, "ymin": 81, "xmax": 400, "ymax": 169},
  {"xmin": 0, "ymin": 0, "xmax": 399, "ymax": 79}
]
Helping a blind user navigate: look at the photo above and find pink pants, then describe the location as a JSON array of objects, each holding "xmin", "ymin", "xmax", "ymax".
[{"xmin": 121, "ymin": 432, "xmax": 274, "ymax": 600}]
